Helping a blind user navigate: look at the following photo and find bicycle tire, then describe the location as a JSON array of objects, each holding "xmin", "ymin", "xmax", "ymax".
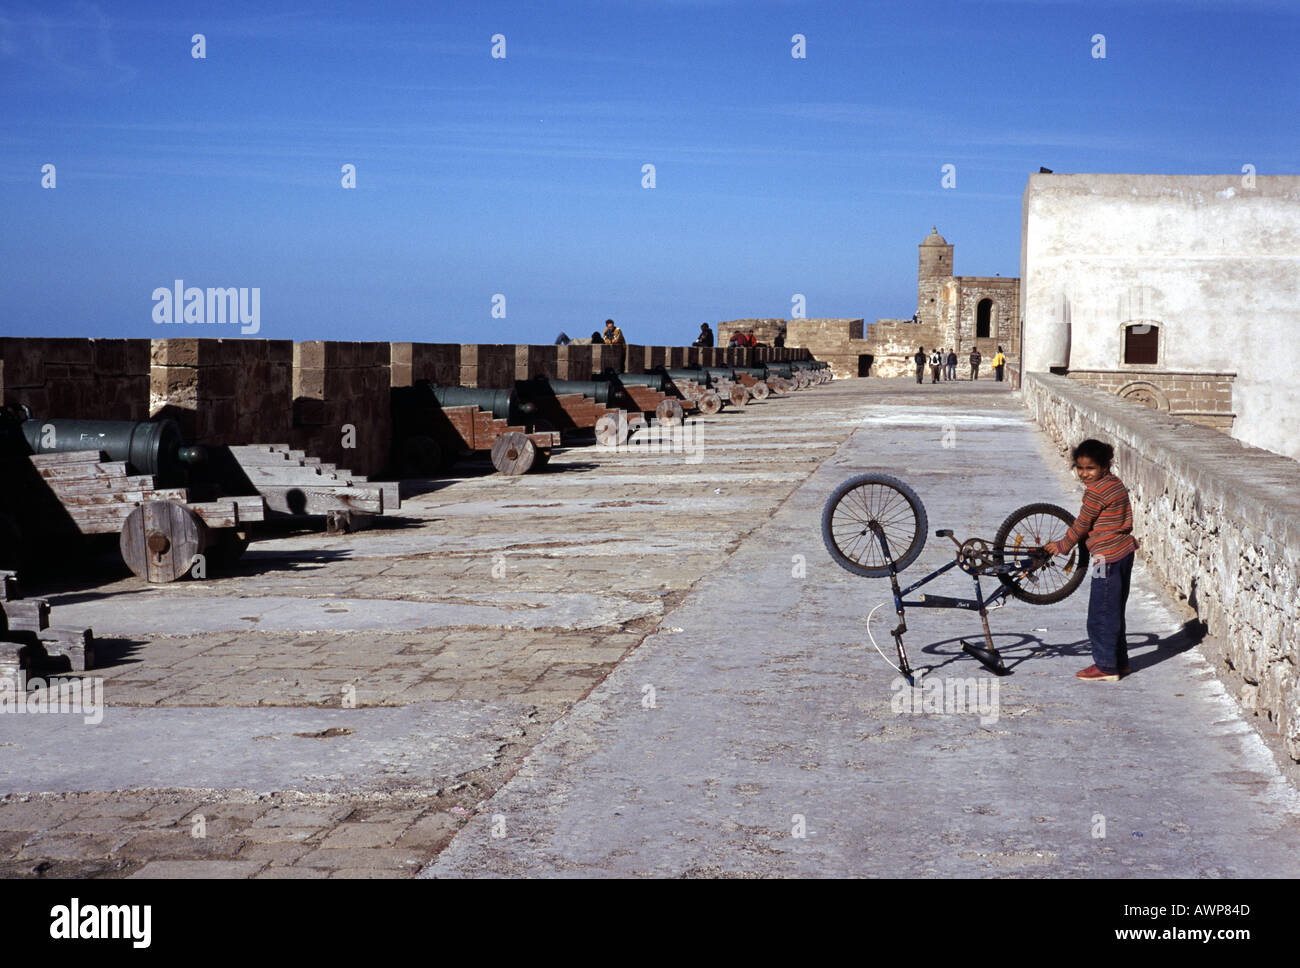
[
  {"xmin": 821, "ymin": 474, "xmax": 928, "ymax": 577},
  {"xmin": 992, "ymin": 502, "xmax": 1087, "ymax": 605}
]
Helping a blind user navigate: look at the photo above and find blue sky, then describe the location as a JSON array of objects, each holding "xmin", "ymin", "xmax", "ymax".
[{"xmin": 2, "ymin": 0, "xmax": 1297, "ymax": 345}]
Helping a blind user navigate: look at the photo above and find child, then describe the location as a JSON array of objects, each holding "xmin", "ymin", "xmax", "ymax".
[{"xmin": 1044, "ymin": 439, "xmax": 1137, "ymax": 681}]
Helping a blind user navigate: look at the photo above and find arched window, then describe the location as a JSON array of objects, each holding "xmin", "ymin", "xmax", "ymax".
[
  {"xmin": 976, "ymin": 299, "xmax": 993, "ymax": 338},
  {"xmin": 1123, "ymin": 324, "xmax": 1159, "ymax": 365}
]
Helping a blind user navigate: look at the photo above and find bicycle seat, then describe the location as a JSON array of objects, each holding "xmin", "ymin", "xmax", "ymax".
[{"xmin": 936, "ymin": 529, "xmax": 953, "ymax": 538}]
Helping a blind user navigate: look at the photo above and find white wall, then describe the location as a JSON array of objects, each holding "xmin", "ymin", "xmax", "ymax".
[{"xmin": 1021, "ymin": 174, "xmax": 1300, "ymax": 461}]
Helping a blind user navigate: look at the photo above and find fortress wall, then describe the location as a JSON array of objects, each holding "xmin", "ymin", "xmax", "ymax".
[
  {"xmin": 515, "ymin": 345, "xmax": 558, "ymax": 382},
  {"xmin": 152, "ymin": 338, "xmax": 293, "ymax": 445},
  {"xmin": 556, "ymin": 344, "xmax": 593, "ymax": 381},
  {"xmin": 1024, "ymin": 372, "xmax": 1300, "ymax": 760},
  {"xmin": 292, "ymin": 341, "xmax": 391, "ymax": 476},
  {"xmin": 391, "ymin": 343, "xmax": 460, "ymax": 388},
  {"xmin": 2, "ymin": 338, "xmax": 822, "ymax": 477},
  {"xmin": 1, "ymin": 338, "xmax": 151, "ymax": 421},
  {"xmin": 459, "ymin": 344, "xmax": 517, "ymax": 389}
]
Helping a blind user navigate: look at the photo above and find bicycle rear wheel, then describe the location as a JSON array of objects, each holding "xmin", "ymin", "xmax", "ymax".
[
  {"xmin": 821, "ymin": 474, "xmax": 928, "ymax": 577},
  {"xmin": 992, "ymin": 502, "xmax": 1087, "ymax": 604}
]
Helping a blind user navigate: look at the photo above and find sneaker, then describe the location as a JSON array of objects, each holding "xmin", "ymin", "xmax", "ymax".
[{"xmin": 1076, "ymin": 664, "xmax": 1121, "ymax": 681}]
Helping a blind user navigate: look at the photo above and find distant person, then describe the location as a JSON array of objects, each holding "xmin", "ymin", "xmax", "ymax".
[
  {"xmin": 993, "ymin": 345, "xmax": 1006, "ymax": 382},
  {"xmin": 928, "ymin": 348, "xmax": 943, "ymax": 384},
  {"xmin": 774, "ymin": 331, "xmax": 785, "ymax": 348},
  {"xmin": 911, "ymin": 313, "xmax": 920, "ymax": 324},
  {"xmin": 693, "ymin": 323, "xmax": 714, "ymax": 347},
  {"xmin": 969, "ymin": 347, "xmax": 982, "ymax": 380},
  {"xmin": 554, "ymin": 331, "xmax": 571, "ymax": 346},
  {"xmin": 603, "ymin": 319, "xmax": 625, "ymax": 345},
  {"xmin": 591, "ymin": 331, "xmax": 604, "ymax": 344},
  {"xmin": 729, "ymin": 330, "xmax": 745, "ymax": 347},
  {"xmin": 746, "ymin": 330, "xmax": 758, "ymax": 348},
  {"xmin": 914, "ymin": 346, "xmax": 926, "ymax": 384},
  {"xmin": 946, "ymin": 348, "xmax": 957, "ymax": 381}
]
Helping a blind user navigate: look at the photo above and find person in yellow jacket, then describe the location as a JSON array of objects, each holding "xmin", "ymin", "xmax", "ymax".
[
  {"xmin": 992, "ymin": 346, "xmax": 1007, "ymax": 382},
  {"xmin": 602, "ymin": 319, "xmax": 625, "ymax": 345}
]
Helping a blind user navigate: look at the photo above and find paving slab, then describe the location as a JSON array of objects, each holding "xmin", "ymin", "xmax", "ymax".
[{"xmin": 0, "ymin": 700, "xmax": 534, "ymax": 796}]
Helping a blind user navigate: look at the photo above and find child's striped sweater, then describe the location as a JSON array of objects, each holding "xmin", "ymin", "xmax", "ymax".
[{"xmin": 1057, "ymin": 472, "xmax": 1137, "ymax": 563}]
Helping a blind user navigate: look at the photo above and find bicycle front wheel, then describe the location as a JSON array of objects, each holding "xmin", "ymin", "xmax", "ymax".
[
  {"xmin": 821, "ymin": 474, "xmax": 928, "ymax": 577},
  {"xmin": 992, "ymin": 502, "xmax": 1087, "ymax": 604}
]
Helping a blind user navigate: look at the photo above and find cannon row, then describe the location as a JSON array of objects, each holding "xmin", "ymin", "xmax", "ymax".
[
  {"xmin": 390, "ymin": 359, "xmax": 832, "ymax": 475},
  {"xmin": 0, "ymin": 356, "xmax": 829, "ymax": 582}
]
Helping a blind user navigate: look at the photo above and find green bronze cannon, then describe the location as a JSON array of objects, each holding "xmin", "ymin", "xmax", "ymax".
[{"xmin": 18, "ymin": 417, "xmax": 203, "ymax": 485}]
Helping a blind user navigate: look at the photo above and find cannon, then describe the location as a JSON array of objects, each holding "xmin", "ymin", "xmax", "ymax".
[
  {"xmin": 391, "ymin": 381, "xmax": 558, "ymax": 476},
  {"xmin": 17, "ymin": 417, "xmax": 204, "ymax": 485},
  {"xmin": 428, "ymin": 385, "xmax": 537, "ymax": 424}
]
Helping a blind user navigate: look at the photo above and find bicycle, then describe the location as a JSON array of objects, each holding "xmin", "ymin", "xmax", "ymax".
[{"xmin": 821, "ymin": 473, "xmax": 1087, "ymax": 679}]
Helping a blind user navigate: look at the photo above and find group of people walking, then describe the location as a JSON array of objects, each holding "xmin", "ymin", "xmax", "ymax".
[{"xmin": 914, "ymin": 345, "xmax": 1005, "ymax": 383}]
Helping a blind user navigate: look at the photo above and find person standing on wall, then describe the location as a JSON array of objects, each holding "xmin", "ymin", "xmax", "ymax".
[
  {"xmin": 993, "ymin": 345, "xmax": 1006, "ymax": 382},
  {"xmin": 928, "ymin": 347, "xmax": 943, "ymax": 384},
  {"xmin": 603, "ymin": 319, "xmax": 625, "ymax": 345},
  {"xmin": 969, "ymin": 346, "xmax": 982, "ymax": 380},
  {"xmin": 914, "ymin": 346, "xmax": 926, "ymax": 384},
  {"xmin": 946, "ymin": 348, "xmax": 958, "ymax": 381}
]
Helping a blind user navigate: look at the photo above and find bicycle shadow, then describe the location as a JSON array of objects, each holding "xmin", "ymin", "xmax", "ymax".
[{"xmin": 909, "ymin": 618, "xmax": 1207, "ymax": 676}]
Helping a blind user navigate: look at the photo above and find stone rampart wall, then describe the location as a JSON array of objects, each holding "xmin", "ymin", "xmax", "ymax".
[{"xmin": 0, "ymin": 338, "xmax": 813, "ymax": 475}]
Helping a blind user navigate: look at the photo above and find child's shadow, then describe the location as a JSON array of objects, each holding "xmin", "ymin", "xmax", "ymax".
[
  {"xmin": 916, "ymin": 618, "xmax": 1205, "ymax": 675},
  {"xmin": 1124, "ymin": 619, "xmax": 1206, "ymax": 673}
]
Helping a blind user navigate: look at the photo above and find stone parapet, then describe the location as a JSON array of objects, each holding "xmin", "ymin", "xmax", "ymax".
[
  {"xmin": 1022, "ymin": 372, "xmax": 1300, "ymax": 760},
  {"xmin": 292, "ymin": 341, "xmax": 390, "ymax": 476},
  {"xmin": 152, "ymin": 338, "xmax": 292, "ymax": 444},
  {"xmin": 2, "ymin": 338, "xmax": 150, "ymax": 421},
  {"xmin": 459, "ymin": 344, "xmax": 517, "ymax": 389},
  {"xmin": 391, "ymin": 343, "xmax": 460, "ymax": 388}
]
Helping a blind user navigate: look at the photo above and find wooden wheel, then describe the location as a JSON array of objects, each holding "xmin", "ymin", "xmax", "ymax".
[
  {"xmin": 490, "ymin": 431, "xmax": 536, "ymax": 475},
  {"xmin": 595, "ymin": 413, "xmax": 628, "ymax": 445},
  {"xmin": 120, "ymin": 500, "xmax": 207, "ymax": 583},
  {"xmin": 749, "ymin": 381, "xmax": 770, "ymax": 401},
  {"xmin": 655, "ymin": 398, "xmax": 684, "ymax": 426},
  {"xmin": 728, "ymin": 385, "xmax": 750, "ymax": 407},
  {"xmin": 696, "ymin": 391, "xmax": 722, "ymax": 416}
]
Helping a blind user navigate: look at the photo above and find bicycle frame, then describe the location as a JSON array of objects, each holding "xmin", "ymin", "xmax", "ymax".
[{"xmin": 866, "ymin": 521, "xmax": 1043, "ymax": 680}]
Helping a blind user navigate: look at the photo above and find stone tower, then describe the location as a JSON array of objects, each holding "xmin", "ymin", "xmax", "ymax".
[{"xmin": 917, "ymin": 226, "xmax": 954, "ymax": 329}]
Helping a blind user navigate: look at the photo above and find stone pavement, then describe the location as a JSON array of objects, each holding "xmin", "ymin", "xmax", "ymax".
[
  {"xmin": 0, "ymin": 379, "xmax": 865, "ymax": 877},
  {"xmin": 5, "ymin": 377, "xmax": 1297, "ymax": 878},
  {"xmin": 421, "ymin": 380, "xmax": 1300, "ymax": 877}
]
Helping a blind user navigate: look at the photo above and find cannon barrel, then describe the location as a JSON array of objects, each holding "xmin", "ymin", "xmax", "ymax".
[
  {"xmin": 19, "ymin": 418, "xmax": 201, "ymax": 482},
  {"xmin": 601, "ymin": 372, "xmax": 674, "ymax": 393},
  {"xmin": 423, "ymin": 384, "xmax": 535, "ymax": 422},
  {"xmin": 662, "ymin": 368, "xmax": 711, "ymax": 386},
  {"xmin": 516, "ymin": 377, "xmax": 629, "ymax": 407}
]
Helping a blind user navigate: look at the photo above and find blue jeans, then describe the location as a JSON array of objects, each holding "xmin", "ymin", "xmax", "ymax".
[{"xmin": 1087, "ymin": 551, "xmax": 1134, "ymax": 672}]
